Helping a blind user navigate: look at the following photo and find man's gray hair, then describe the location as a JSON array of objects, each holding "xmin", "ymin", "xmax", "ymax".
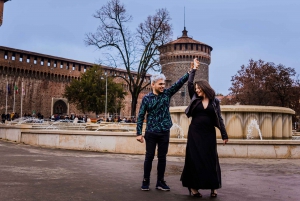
[{"xmin": 151, "ymin": 74, "xmax": 166, "ymax": 84}]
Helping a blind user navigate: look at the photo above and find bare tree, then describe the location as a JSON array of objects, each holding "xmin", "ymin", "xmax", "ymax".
[{"xmin": 85, "ymin": 0, "xmax": 172, "ymax": 116}]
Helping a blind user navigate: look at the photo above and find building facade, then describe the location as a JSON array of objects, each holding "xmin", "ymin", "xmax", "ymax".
[
  {"xmin": 158, "ymin": 28, "xmax": 213, "ymax": 106},
  {"xmin": 0, "ymin": 46, "xmax": 151, "ymax": 119}
]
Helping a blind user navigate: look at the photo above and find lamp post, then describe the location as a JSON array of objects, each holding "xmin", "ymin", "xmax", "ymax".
[
  {"xmin": 100, "ymin": 73, "xmax": 108, "ymax": 121},
  {"xmin": 105, "ymin": 73, "xmax": 107, "ymax": 121}
]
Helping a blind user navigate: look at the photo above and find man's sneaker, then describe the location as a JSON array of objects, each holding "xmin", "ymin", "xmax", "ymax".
[
  {"xmin": 156, "ymin": 180, "xmax": 170, "ymax": 191},
  {"xmin": 141, "ymin": 178, "xmax": 150, "ymax": 191}
]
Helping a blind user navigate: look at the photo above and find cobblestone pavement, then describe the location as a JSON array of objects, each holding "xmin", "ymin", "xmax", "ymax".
[{"xmin": 0, "ymin": 139, "xmax": 300, "ymax": 201}]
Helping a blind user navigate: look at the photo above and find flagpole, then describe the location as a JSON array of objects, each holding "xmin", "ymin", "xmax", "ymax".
[
  {"xmin": 21, "ymin": 81, "xmax": 23, "ymax": 118},
  {"xmin": 13, "ymin": 82, "xmax": 15, "ymax": 113},
  {"xmin": 5, "ymin": 80, "xmax": 8, "ymax": 115}
]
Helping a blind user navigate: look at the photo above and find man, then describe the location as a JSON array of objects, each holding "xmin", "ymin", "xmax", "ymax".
[{"xmin": 136, "ymin": 59, "xmax": 199, "ymax": 191}]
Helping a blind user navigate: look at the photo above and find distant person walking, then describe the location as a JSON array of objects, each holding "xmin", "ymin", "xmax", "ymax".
[
  {"xmin": 1, "ymin": 113, "xmax": 5, "ymax": 123},
  {"xmin": 136, "ymin": 66, "xmax": 191, "ymax": 191},
  {"xmin": 180, "ymin": 58, "xmax": 228, "ymax": 197}
]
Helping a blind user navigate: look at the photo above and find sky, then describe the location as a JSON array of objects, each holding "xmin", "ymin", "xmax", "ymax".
[{"xmin": 1, "ymin": 0, "xmax": 300, "ymax": 95}]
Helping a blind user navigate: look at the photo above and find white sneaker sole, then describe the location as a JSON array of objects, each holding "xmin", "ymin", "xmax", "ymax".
[
  {"xmin": 156, "ymin": 186, "xmax": 170, "ymax": 191},
  {"xmin": 141, "ymin": 188, "xmax": 150, "ymax": 191}
]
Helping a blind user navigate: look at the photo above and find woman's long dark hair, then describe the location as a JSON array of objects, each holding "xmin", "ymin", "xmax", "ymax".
[{"xmin": 194, "ymin": 80, "xmax": 215, "ymax": 100}]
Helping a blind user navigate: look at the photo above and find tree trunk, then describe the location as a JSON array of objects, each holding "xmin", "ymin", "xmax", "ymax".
[{"xmin": 131, "ymin": 94, "xmax": 138, "ymax": 118}]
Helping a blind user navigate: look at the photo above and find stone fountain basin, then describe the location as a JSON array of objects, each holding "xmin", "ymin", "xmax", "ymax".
[
  {"xmin": 170, "ymin": 105, "xmax": 295, "ymax": 140},
  {"xmin": 1, "ymin": 125, "xmax": 300, "ymax": 159}
]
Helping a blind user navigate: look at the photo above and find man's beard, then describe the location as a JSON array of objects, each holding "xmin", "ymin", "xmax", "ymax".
[{"xmin": 154, "ymin": 88, "xmax": 163, "ymax": 94}]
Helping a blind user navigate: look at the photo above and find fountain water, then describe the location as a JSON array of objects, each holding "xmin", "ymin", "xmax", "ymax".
[
  {"xmin": 5, "ymin": 117, "xmax": 44, "ymax": 125},
  {"xmin": 170, "ymin": 123, "xmax": 184, "ymax": 138},
  {"xmin": 246, "ymin": 119, "xmax": 263, "ymax": 140}
]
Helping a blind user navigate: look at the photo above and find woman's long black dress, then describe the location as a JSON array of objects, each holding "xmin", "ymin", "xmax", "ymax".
[{"xmin": 180, "ymin": 100, "xmax": 222, "ymax": 190}]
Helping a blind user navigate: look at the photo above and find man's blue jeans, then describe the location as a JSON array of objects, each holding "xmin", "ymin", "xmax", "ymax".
[{"xmin": 143, "ymin": 131, "xmax": 170, "ymax": 181}]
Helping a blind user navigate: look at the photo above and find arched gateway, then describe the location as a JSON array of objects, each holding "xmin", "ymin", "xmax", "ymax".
[{"xmin": 52, "ymin": 99, "xmax": 68, "ymax": 115}]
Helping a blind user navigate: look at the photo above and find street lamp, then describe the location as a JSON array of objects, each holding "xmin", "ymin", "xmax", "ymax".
[
  {"xmin": 100, "ymin": 73, "xmax": 108, "ymax": 121},
  {"xmin": 105, "ymin": 73, "xmax": 107, "ymax": 121}
]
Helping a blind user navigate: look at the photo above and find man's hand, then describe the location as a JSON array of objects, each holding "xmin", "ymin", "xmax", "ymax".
[
  {"xmin": 223, "ymin": 139, "xmax": 228, "ymax": 146},
  {"xmin": 136, "ymin": 135, "xmax": 144, "ymax": 143}
]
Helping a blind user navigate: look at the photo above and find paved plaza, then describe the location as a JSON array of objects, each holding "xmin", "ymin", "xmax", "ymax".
[{"xmin": 0, "ymin": 139, "xmax": 300, "ymax": 201}]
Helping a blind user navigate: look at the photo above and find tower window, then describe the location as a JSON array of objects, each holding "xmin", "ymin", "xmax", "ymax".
[
  {"xmin": 180, "ymin": 44, "xmax": 182, "ymax": 50},
  {"xmin": 174, "ymin": 44, "xmax": 176, "ymax": 50}
]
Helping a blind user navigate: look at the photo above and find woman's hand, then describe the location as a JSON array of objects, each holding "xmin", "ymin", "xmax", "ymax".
[
  {"xmin": 223, "ymin": 139, "xmax": 228, "ymax": 146},
  {"xmin": 189, "ymin": 58, "xmax": 200, "ymax": 72},
  {"xmin": 193, "ymin": 58, "xmax": 200, "ymax": 69}
]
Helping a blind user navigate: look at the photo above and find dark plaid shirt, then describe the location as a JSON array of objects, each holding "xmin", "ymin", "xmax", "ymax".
[{"xmin": 136, "ymin": 73, "xmax": 189, "ymax": 135}]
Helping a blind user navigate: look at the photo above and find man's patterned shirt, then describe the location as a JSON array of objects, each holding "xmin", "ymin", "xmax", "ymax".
[{"xmin": 136, "ymin": 73, "xmax": 189, "ymax": 135}]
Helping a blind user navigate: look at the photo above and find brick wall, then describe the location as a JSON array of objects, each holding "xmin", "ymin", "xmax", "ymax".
[{"xmin": 0, "ymin": 46, "xmax": 151, "ymax": 118}]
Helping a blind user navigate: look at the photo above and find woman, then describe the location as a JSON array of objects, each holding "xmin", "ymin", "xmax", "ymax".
[{"xmin": 180, "ymin": 58, "xmax": 229, "ymax": 198}]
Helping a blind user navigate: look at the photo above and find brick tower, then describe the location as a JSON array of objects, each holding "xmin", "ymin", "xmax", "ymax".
[
  {"xmin": 158, "ymin": 27, "xmax": 213, "ymax": 106},
  {"xmin": 0, "ymin": 0, "xmax": 10, "ymax": 27}
]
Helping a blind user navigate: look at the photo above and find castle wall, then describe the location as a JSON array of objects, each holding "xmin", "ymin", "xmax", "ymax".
[{"xmin": 0, "ymin": 46, "xmax": 151, "ymax": 119}]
